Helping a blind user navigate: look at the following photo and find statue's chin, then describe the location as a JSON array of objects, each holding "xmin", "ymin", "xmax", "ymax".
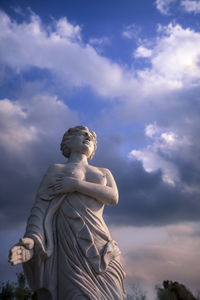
[{"xmin": 78, "ymin": 145, "xmax": 93, "ymax": 158}]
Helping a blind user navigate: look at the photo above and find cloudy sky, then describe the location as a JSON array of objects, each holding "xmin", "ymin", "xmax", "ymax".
[{"xmin": 1, "ymin": 0, "xmax": 200, "ymax": 298}]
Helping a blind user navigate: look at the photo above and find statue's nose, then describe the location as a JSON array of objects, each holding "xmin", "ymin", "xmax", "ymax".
[{"xmin": 85, "ymin": 134, "xmax": 91, "ymax": 141}]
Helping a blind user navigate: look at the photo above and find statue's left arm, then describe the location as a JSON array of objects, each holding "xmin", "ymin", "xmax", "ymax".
[{"xmin": 78, "ymin": 168, "xmax": 118, "ymax": 205}]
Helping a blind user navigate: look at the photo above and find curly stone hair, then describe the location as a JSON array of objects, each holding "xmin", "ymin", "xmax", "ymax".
[{"xmin": 60, "ymin": 126, "xmax": 97, "ymax": 160}]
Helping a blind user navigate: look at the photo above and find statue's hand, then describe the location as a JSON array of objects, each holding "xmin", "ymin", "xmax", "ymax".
[
  {"xmin": 49, "ymin": 174, "xmax": 79, "ymax": 195},
  {"xmin": 9, "ymin": 237, "xmax": 34, "ymax": 265}
]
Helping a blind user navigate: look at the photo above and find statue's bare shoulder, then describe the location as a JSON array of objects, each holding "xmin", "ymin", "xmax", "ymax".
[
  {"xmin": 38, "ymin": 163, "xmax": 66, "ymax": 188},
  {"xmin": 91, "ymin": 166, "xmax": 117, "ymax": 188},
  {"xmin": 98, "ymin": 167, "xmax": 114, "ymax": 177},
  {"xmin": 47, "ymin": 163, "xmax": 66, "ymax": 172}
]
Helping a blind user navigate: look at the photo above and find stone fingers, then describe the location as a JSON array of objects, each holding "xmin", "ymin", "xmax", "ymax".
[
  {"xmin": 19, "ymin": 237, "xmax": 34, "ymax": 249},
  {"xmin": 10, "ymin": 254, "xmax": 24, "ymax": 265},
  {"xmin": 9, "ymin": 246, "xmax": 23, "ymax": 265}
]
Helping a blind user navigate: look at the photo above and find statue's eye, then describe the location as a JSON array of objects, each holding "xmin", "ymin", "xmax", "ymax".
[
  {"xmin": 78, "ymin": 132, "xmax": 94, "ymax": 140},
  {"xmin": 80, "ymin": 132, "xmax": 88, "ymax": 137}
]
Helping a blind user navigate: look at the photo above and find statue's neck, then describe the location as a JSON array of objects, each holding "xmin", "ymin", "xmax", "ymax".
[{"xmin": 67, "ymin": 152, "xmax": 88, "ymax": 165}]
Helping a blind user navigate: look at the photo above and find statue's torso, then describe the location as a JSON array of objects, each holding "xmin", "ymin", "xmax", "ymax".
[{"xmin": 54, "ymin": 162, "xmax": 107, "ymax": 185}]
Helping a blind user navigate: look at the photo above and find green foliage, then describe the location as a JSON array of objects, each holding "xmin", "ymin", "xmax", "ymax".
[
  {"xmin": 0, "ymin": 280, "xmax": 15, "ymax": 299},
  {"xmin": 156, "ymin": 280, "xmax": 197, "ymax": 300},
  {"xmin": 0, "ymin": 272, "xmax": 36, "ymax": 300},
  {"xmin": 1, "ymin": 274, "xmax": 199, "ymax": 300}
]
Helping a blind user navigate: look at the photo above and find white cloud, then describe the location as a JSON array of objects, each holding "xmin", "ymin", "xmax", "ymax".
[
  {"xmin": 155, "ymin": 0, "xmax": 177, "ymax": 15},
  {"xmin": 88, "ymin": 37, "xmax": 110, "ymax": 54},
  {"xmin": 1, "ymin": 11, "xmax": 200, "ymax": 176},
  {"xmin": 56, "ymin": 17, "xmax": 81, "ymax": 40},
  {"xmin": 0, "ymin": 95, "xmax": 78, "ymax": 155},
  {"xmin": 130, "ymin": 148, "xmax": 178, "ymax": 185},
  {"xmin": 152, "ymin": 24, "xmax": 200, "ymax": 81},
  {"xmin": 133, "ymin": 23, "xmax": 200, "ymax": 96},
  {"xmin": 89, "ymin": 37, "xmax": 109, "ymax": 46},
  {"xmin": 181, "ymin": 0, "xmax": 200, "ymax": 13},
  {"xmin": 0, "ymin": 10, "xmax": 138, "ymax": 100},
  {"xmin": 134, "ymin": 46, "xmax": 152, "ymax": 58},
  {"xmin": 1, "ymin": 10, "xmax": 200, "ymax": 104},
  {"xmin": 129, "ymin": 124, "xmax": 189, "ymax": 185},
  {"xmin": 155, "ymin": 0, "xmax": 200, "ymax": 15},
  {"xmin": 0, "ymin": 99, "xmax": 37, "ymax": 152},
  {"xmin": 21, "ymin": 94, "xmax": 78, "ymax": 136},
  {"xmin": 145, "ymin": 122, "xmax": 161, "ymax": 138},
  {"xmin": 122, "ymin": 24, "xmax": 141, "ymax": 39},
  {"xmin": 127, "ymin": 111, "xmax": 200, "ymax": 189}
]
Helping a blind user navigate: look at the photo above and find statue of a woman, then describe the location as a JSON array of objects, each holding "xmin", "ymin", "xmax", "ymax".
[{"xmin": 9, "ymin": 126, "xmax": 126, "ymax": 300}]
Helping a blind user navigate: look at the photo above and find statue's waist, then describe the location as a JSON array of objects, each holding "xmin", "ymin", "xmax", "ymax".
[{"xmin": 63, "ymin": 192, "xmax": 104, "ymax": 215}]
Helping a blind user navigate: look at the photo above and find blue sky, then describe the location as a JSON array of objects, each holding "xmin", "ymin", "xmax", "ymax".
[{"xmin": 1, "ymin": 0, "xmax": 200, "ymax": 298}]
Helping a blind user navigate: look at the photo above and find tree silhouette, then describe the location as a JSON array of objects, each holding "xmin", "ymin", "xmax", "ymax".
[
  {"xmin": 0, "ymin": 272, "xmax": 36, "ymax": 300},
  {"xmin": 156, "ymin": 280, "xmax": 197, "ymax": 300}
]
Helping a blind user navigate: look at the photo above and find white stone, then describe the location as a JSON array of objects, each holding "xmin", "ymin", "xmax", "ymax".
[{"xmin": 9, "ymin": 126, "xmax": 126, "ymax": 300}]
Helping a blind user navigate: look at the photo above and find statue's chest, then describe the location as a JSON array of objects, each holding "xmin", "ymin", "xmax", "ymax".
[
  {"xmin": 62, "ymin": 165, "xmax": 106, "ymax": 185},
  {"xmin": 85, "ymin": 168, "xmax": 107, "ymax": 185},
  {"xmin": 62, "ymin": 165, "xmax": 85, "ymax": 180}
]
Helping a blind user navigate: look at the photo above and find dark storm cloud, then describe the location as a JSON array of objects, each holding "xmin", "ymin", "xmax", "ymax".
[
  {"xmin": 1, "ymin": 128, "xmax": 200, "ymax": 230},
  {"xmin": 93, "ymin": 136, "xmax": 200, "ymax": 226},
  {"xmin": 0, "ymin": 134, "xmax": 65, "ymax": 228},
  {"xmin": 0, "ymin": 8, "xmax": 200, "ymax": 229},
  {"xmin": 0, "ymin": 95, "xmax": 78, "ymax": 229},
  {"xmin": 91, "ymin": 86, "xmax": 200, "ymax": 227},
  {"xmin": 0, "ymin": 140, "xmax": 56, "ymax": 228}
]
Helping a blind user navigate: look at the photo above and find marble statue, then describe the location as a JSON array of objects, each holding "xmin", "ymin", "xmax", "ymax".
[{"xmin": 9, "ymin": 126, "xmax": 126, "ymax": 300}]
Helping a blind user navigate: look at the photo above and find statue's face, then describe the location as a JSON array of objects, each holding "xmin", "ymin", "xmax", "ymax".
[{"xmin": 69, "ymin": 129, "xmax": 95, "ymax": 158}]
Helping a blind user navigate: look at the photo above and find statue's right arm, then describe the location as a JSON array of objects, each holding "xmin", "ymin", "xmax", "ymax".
[
  {"xmin": 9, "ymin": 237, "xmax": 34, "ymax": 265},
  {"xmin": 9, "ymin": 164, "xmax": 58, "ymax": 266}
]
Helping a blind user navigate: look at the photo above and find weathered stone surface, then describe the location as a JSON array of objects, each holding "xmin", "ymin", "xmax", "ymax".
[{"xmin": 9, "ymin": 126, "xmax": 126, "ymax": 300}]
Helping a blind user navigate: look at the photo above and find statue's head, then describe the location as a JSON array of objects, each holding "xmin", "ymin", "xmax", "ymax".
[{"xmin": 60, "ymin": 126, "xmax": 97, "ymax": 160}]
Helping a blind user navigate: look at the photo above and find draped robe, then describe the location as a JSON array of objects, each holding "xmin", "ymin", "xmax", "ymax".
[{"xmin": 23, "ymin": 168, "xmax": 126, "ymax": 300}]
